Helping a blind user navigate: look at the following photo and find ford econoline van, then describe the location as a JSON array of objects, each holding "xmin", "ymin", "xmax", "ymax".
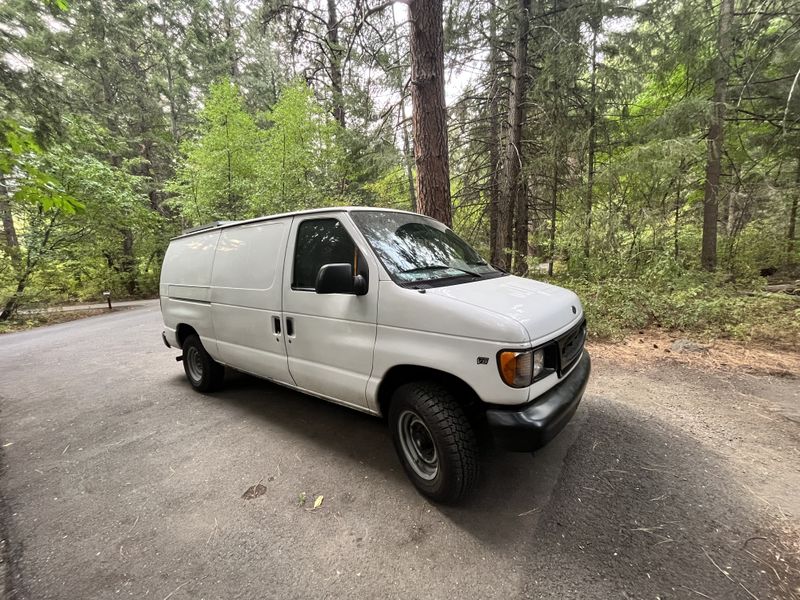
[{"xmin": 159, "ymin": 207, "xmax": 590, "ymax": 502}]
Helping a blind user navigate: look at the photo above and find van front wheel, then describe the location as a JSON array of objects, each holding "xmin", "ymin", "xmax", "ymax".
[
  {"xmin": 182, "ymin": 334, "xmax": 225, "ymax": 393},
  {"xmin": 389, "ymin": 382, "xmax": 478, "ymax": 503}
]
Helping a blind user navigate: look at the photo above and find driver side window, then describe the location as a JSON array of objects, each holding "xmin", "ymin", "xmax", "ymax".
[{"xmin": 292, "ymin": 219, "xmax": 360, "ymax": 290}]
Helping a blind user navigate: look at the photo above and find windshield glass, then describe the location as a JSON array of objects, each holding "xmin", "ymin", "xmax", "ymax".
[{"xmin": 350, "ymin": 211, "xmax": 501, "ymax": 284}]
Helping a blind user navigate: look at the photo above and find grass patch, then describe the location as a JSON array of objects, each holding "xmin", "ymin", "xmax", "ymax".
[{"xmin": 0, "ymin": 307, "xmax": 132, "ymax": 334}]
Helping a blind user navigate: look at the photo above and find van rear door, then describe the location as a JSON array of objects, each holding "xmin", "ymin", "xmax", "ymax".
[
  {"xmin": 209, "ymin": 219, "xmax": 294, "ymax": 385},
  {"xmin": 281, "ymin": 214, "xmax": 378, "ymax": 409}
]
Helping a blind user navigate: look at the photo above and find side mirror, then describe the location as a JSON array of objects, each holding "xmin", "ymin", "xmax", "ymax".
[
  {"xmin": 313, "ymin": 263, "xmax": 355, "ymax": 295},
  {"xmin": 315, "ymin": 263, "xmax": 369, "ymax": 296},
  {"xmin": 353, "ymin": 274, "xmax": 368, "ymax": 296}
]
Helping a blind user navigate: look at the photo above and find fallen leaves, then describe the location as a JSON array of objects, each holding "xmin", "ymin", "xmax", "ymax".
[
  {"xmin": 241, "ymin": 482, "xmax": 267, "ymax": 500},
  {"xmin": 299, "ymin": 492, "xmax": 324, "ymax": 511}
]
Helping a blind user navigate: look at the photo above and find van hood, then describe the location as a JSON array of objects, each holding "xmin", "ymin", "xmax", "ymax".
[{"xmin": 427, "ymin": 275, "xmax": 583, "ymax": 342}]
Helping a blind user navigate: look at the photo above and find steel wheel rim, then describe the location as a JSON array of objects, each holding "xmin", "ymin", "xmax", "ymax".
[
  {"xmin": 185, "ymin": 346, "xmax": 203, "ymax": 383},
  {"xmin": 398, "ymin": 410, "xmax": 439, "ymax": 481}
]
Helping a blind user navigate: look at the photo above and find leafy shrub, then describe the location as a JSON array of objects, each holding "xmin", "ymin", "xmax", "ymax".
[{"xmin": 558, "ymin": 272, "xmax": 800, "ymax": 348}]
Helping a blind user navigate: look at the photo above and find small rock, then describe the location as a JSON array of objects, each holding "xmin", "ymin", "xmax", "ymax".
[{"xmin": 670, "ymin": 339, "xmax": 709, "ymax": 354}]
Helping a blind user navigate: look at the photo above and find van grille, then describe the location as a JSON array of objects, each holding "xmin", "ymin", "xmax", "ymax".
[{"xmin": 557, "ymin": 320, "xmax": 586, "ymax": 375}]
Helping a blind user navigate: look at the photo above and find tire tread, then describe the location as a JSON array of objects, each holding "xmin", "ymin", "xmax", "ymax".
[{"xmin": 390, "ymin": 381, "xmax": 478, "ymax": 503}]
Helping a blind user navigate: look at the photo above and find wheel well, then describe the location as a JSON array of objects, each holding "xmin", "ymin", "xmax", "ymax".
[
  {"xmin": 377, "ymin": 365, "xmax": 483, "ymax": 422},
  {"xmin": 175, "ymin": 323, "xmax": 197, "ymax": 349}
]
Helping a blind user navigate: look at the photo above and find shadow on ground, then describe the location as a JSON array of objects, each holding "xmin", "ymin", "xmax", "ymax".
[
  {"xmin": 183, "ymin": 370, "xmax": 798, "ymax": 599},
  {"xmin": 519, "ymin": 398, "xmax": 799, "ymax": 599}
]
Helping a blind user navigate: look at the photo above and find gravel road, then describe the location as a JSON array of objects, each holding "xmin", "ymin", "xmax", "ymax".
[{"xmin": 1, "ymin": 302, "xmax": 798, "ymax": 599}]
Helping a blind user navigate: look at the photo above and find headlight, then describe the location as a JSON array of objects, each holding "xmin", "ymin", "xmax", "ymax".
[
  {"xmin": 498, "ymin": 347, "xmax": 548, "ymax": 388},
  {"xmin": 498, "ymin": 350, "xmax": 532, "ymax": 387},
  {"xmin": 533, "ymin": 348, "xmax": 545, "ymax": 380}
]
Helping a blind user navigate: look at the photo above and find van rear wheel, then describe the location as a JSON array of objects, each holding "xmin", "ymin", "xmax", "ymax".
[
  {"xmin": 389, "ymin": 382, "xmax": 478, "ymax": 503},
  {"xmin": 182, "ymin": 334, "xmax": 225, "ymax": 392}
]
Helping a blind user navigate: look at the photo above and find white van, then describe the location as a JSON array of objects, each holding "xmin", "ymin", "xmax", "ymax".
[{"xmin": 159, "ymin": 207, "xmax": 590, "ymax": 502}]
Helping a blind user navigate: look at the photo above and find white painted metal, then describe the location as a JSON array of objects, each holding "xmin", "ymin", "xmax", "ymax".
[
  {"xmin": 209, "ymin": 219, "xmax": 293, "ymax": 385},
  {"xmin": 160, "ymin": 207, "xmax": 584, "ymax": 415},
  {"xmin": 280, "ymin": 214, "xmax": 379, "ymax": 409}
]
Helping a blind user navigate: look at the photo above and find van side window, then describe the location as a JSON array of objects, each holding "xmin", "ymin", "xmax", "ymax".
[{"xmin": 293, "ymin": 219, "xmax": 358, "ymax": 290}]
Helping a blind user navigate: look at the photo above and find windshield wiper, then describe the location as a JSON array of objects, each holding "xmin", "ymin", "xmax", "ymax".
[{"xmin": 400, "ymin": 264, "xmax": 481, "ymax": 277}]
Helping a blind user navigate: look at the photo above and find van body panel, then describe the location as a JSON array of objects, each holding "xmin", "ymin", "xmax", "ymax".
[
  {"xmin": 375, "ymin": 281, "xmax": 529, "ymax": 344},
  {"xmin": 280, "ymin": 214, "xmax": 379, "ymax": 409},
  {"xmin": 427, "ymin": 276, "xmax": 583, "ymax": 343},
  {"xmin": 159, "ymin": 230, "xmax": 221, "ymax": 355},
  {"xmin": 366, "ymin": 281, "xmax": 524, "ymax": 408},
  {"xmin": 167, "ymin": 285, "xmax": 211, "ymax": 303},
  {"xmin": 208, "ymin": 220, "xmax": 293, "ymax": 383}
]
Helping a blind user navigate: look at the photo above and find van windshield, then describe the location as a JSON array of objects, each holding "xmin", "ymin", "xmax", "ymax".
[{"xmin": 350, "ymin": 211, "xmax": 504, "ymax": 285}]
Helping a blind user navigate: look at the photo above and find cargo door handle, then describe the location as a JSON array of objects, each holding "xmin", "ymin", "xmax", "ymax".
[
  {"xmin": 285, "ymin": 317, "xmax": 294, "ymax": 337},
  {"xmin": 272, "ymin": 316, "xmax": 281, "ymax": 334}
]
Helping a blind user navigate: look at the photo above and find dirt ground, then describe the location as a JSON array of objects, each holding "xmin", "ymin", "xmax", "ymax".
[{"xmin": 0, "ymin": 302, "xmax": 798, "ymax": 599}]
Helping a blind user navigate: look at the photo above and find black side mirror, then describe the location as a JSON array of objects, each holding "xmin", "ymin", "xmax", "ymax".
[
  {"xmin": 353, "ymin": 274, "xmax": 368, "ymax": 296},
  {"xmin": 315, "ymin": 263, "xmax": 353, "ymax": 294}
]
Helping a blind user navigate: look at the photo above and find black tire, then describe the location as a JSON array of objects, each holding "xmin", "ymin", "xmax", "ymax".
[
  {"xmin": 389, "ymin": 381, "xmax": 479, "ymax": 503},
  {"xmin": 182, "ymin": 334, "xmax": 225, "ymax": 393}
]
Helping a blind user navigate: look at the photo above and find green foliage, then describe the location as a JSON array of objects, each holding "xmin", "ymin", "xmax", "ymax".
[
  {"xmin": 168, "ymin": 80, "xmax": 348, "ymax": 225},
  {"xmin": 1, "ymin": 119, "xmax": 84, "ymax": 214},
  {"xmin": 257, "ymin": 82, "xmax": 346, "ymax": 213},
  {"xmin": 1, "ymin": 0, "xmax": 797, "ymax": 348},
  {"xmin": 361, "ymin": 166, "xmax": 411, "ymax": 209},
  {"xmin": 169, "ymin": 79, "xmax": 263, "ymax": 222},
  {"xmin": 561, "ymin": 272, "xmax": 800, "ymax": 347}
]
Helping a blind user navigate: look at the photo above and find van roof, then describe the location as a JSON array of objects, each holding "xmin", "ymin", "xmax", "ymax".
[{"xmin": 172, "ymin": 206, "xmax": 421, "ymax": 241}]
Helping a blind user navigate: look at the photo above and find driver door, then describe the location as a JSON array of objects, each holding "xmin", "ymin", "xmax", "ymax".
[{"xmin": 281, "ymin": 215, "xmax": 378, "ymax": 410}]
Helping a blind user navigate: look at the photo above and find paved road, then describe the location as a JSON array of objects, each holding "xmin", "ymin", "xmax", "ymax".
[{"xmin": 1, "ymin": 305, "xmax": 798, "ymax": 599}]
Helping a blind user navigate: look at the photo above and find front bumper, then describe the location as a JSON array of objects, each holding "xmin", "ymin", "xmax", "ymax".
[{"xmin": 485, "ymin": 350, "xmax": 591, "ymax": 452}]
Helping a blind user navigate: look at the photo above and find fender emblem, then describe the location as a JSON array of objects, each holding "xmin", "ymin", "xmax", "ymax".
[{"xmin": 477, "ymin": 357, "xmax": 489, "ymax": 365}]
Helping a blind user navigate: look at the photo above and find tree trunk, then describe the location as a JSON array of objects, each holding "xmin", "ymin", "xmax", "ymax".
[
  {"xmin": 401, "ymin": 105, "xmax": 417, "ymax": 212},
  {"xmin": 583, "ymin": 24, "xmax": 598, "ymax": 261},
  {"xmin": 392, "ymin": 8, "xmax": 416, "ymax": 212},
  {"xmin": 121, "ymin": 228, "xmax": 137, "ymax": 296},
  {"xmin": 495, "ymin": 0, "xmax": 530, "ymax": 272},
  {"xmin": 509, "ymin": 0, "xmax": 531, "ymax": 276},
  {"xmin": 0, "ymin": 178, "xmax": 22, "ymax": 318},
  {"xmin": 408, "ymin": 0, "xmax": 452, "ymax": 227},
  {"xmin": 788, "ymin": 156, "xmax": 799, "ymax": 266},
  {"xmin": 0, "ymin": 212, "xmax": 57, "ymax": 322},
  {"xmin": 0, "ymin": 176, "xmax": 19, "ymax": 266},
  {"xmin": 327, "ymin": 0, "xmax": 346, "ymax": 128},
  {"xmin": 223, "ymin": 0, "xmax": 239, "ymax": 78},
  {"xmin": 0, "ymin": 272, "xmax": 29, "ymax": 322},
  {"xmin": 701, "ymin": 0, "xmax": 733, "ymax": 271},
  {"xmin": 157, "ymin": 13, "xmax": 180, "ymax": 144},
  {"xmin": 675, "ymin": 159, "xmax": 684, "ymax": 260},
  {"xmin": 488, "ymin": 4, "xmax": 501, "ymax": 265},
  {"xmin": 548, "ymin": 140, "xmax": 558, "ymax": 276}
]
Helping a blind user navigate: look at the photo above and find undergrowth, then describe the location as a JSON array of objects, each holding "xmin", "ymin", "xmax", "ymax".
[{"xmin": 558, "ymin": 273, "xmax": 800, "ymax": 349}]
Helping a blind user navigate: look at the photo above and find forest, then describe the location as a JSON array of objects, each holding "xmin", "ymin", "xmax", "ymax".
[{"xmin": 1, "ymin": 0, "xmax": 798, "ymax": 343}]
